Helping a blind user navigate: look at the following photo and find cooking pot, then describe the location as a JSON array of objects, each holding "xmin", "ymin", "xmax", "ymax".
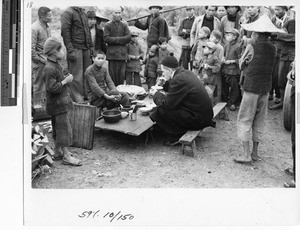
[{"xmin": 97, "ymin": 110, "xmax": 121, "ymax": 123}]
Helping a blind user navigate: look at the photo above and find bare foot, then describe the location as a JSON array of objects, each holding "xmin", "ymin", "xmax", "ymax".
[
  {"xmin": 53, "ymin": 147, "xmax": 63, "ymax": 161},
  {"xmin": 251, "ymin": 153, "xmax": 262, "ymax": 162}
]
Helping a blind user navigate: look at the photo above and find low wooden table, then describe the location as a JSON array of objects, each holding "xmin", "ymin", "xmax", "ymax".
[{"xmin": 94, "ymin": 97, "xmax": 156, "ymax": 144}]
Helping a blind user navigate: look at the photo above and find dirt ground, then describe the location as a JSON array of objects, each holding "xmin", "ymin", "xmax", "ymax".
[{"xmin": 32, "ymin": 100, "xmax": 293, "ymax": 189}]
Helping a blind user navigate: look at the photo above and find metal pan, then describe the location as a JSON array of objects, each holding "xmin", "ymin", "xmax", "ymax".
[{"xmin": 97, "ymin": 110, "xmax": 121, "ymax": 123}]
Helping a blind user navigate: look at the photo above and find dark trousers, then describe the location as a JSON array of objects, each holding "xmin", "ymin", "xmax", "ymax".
[
  {"xmin": 291, "ymin": 89, "xmax": 295, "ymax": 180},
  {"xmin": 179, "ymin": 46, "xmax": 192, "ymax": 70},
  {"xmin": 125, "ymin": 71, "xmax": 142, "ymax": 86},
  {"xmin": 278, "ymin": 59, "xmax": 293, "ymax": 89},
  {"xmin": 108, "ymin": 60, "xmax": 126, "ymax": 86},
  {"xmin": 278, "ymin": 60, "xmax": 293, "ymax": 104},
  {"xmin": 221, "ymin": 74, "xmax": 240, "ymax": 106},
  {"xmin": 270, "ymin": 56, "xmax": 281, "ymax": 98},
  {"xmin": 68, "ymin": 49, "xmax": 91, "ymax": 103},
  {"xmin": 90, "ymin": 90, "xmax": 130, "ymax": 110}
]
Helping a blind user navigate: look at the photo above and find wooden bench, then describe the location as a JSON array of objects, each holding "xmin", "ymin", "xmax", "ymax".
[{"xmin": 179, "ymin": 102, "xmax": 229, "ymax": 157}]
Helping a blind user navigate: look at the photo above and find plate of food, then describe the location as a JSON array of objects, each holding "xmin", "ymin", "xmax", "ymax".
[
  {"xmin": 151, "ymin": 85, "xmax": 163, "ymax": 91},
  {"xmin": 139, "ymin": 106, "xmax": 156, "ymax": 115}
]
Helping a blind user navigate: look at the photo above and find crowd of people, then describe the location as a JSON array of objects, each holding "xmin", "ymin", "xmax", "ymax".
[{"xmin": 31, "ymin": 5, "xmax": 295, "ymax": 187}]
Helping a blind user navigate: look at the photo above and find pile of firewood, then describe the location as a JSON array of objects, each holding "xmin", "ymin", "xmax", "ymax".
[{"xmin": 31, "ymin": 123, "xmax": 54, "ymax": 180}]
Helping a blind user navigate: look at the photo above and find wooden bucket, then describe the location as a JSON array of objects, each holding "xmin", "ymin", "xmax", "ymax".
[{"xmin": 69, "ymin": 103, "xmax": 97, "ymax": 150}]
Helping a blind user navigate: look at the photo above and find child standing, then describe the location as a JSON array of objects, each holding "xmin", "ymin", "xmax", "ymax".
[
  {"xmin": 191, "ymin": 26, "xmax": 211, "ymax": 75},
  {"xmin": 125, "ymin": 31, "xmax": 144, "ymax": 86},
  {"xmin": 222, "ymin": 28, "xmax": 242, "ymax": 111},
  {"xmin": 42, "ymin": 37, "xmax": 82, "ymax": 166},
  {"xmin": 143, "ymin": 45, "xmax": 159, "ymax": 89},
  {"xmin": 157, "ymin": 37, "xmax": 171, "ymax": 76},
  {"xmin": 85, "ymin": 51, "xmax": 130, "ymax": 110},
  {"xmin": 209, "ymin": 29, "xmax": 224, "ymax": 102},
  {"xmin": 209, "ymin": 30, "xmax": 224, "ymax": 63},
  {"xmin": 198, "ymin": 41, "xmax": 221, "ymax": 101}
]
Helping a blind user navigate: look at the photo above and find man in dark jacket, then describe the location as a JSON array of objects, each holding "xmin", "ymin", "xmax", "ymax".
[
  {"xmin": 178, "ymin": 6, "xmax": 195, "ymax": 70},
  {"xmin": 134, "ymin": 5, "xmax": 170, "ymax": 54},
  {"xmin": 61, "ymin": 6, "xmax": 93, "ymax": 103},
  {"xmin": 270, "ymin": 9, "xmax": 295, "ymax": 110},
  {"xmin": 150, "ymin": 55, "xmax": 214, "ymax": 144},
  {"xmin": 269, "ymin": 6, "xmax": 289, "ymax": 106},
  {"xmin": 104, "ymin": 6, "xmax": 131, "ymax": 86}
]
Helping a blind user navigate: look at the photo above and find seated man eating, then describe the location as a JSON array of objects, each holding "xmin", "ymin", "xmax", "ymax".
[
  {"xmin": 149, "ymin": 54, "xmax": 214, "ymax": 145},
  {"xmin": 85, "ymin": 51, "xmax": 131, "ymax": 112}
]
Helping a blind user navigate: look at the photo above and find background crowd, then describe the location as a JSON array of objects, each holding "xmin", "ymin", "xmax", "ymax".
[{"xmin": 31, "ymin": 5, "xmax": 296, "ymax": 187}]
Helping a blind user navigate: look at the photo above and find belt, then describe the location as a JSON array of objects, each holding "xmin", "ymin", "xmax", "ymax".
[{"xmin": 182, "ymin": 45, "xmax": 191, "ymax": 49}]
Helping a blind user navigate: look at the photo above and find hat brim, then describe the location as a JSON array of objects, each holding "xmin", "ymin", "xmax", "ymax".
[
  {"xmin": 95, "ymin": 15, "xmax": 109, "ymax": 22},
  {"xmin": 225, "ymin": 6, "xmax": 241, "ymax": 12},
  {"xmin": 149, "ymin": 6, "xmax": 163, "ymax": 10},
  {"xmin": 241, "ymin": 14, "xmax": 286, "ymax": 33}
]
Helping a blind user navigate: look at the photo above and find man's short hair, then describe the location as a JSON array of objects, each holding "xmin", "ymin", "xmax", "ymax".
[
  {"xmin": 205, "ymin": 6, "xmax": 217, "ymax": 11},
  {"xmin": 276, "ymin": 6, "xmax": 288, "ymax": 11},
  {"xmin": 92, "ymin": 50, "xmax": 106, "ymax": 58},
  {"xmin": 38, "ymin": 6, "xmax": 51, "ymax": 18}
]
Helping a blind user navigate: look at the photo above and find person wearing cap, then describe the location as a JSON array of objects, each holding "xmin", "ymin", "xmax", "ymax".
[
  {"xmin": 157, "ymin": 37, "xmax": 172, "ymax": 76},
  {"xmin": 125, "ymin": 31, "xmax": 144, "ymax": 86},
  {"xmin": 61, "ymin": 6, "xmax": 93, "ymax": 103},
  {"xmin": 104, "ymin": 6, "xmax": 131, "ymax": 86},
  {"xmin": 178, "ymin": 6, "xmax": 196, "ymax": 70},
  {"xmin": 42, "ymin": 36, "xmax": 82, "ymax": 166},
  {"xmin": 219, "ymin": 6, "xmax": 242, "ymax": 45},
  {"xmin": 190, "ymin": 6, "xmax": 221, "ymax": 48},
  {"xmin": 216, "ymin": 6, "xmax": 227, "ymax": 21},
  {"xmin": 31, "ymin": 6, "xmax": 52, "ymax": 113},
  {"xmin": 269, "ymin": 6, "xmax": 292, "ymax": 109},
  {"xmin": 190, "ymin": 26, "xmax": 211, "ymax": 75},
  {"xmin": 134, "ymin": 5, "xmax": 170, "ymax": 54},
  {"xmin": 87, "ymin": 11, "xmax": 107, "ymax": 55},
  {"xmin": 149, "ymin": 54, "xmax": 214, "ymax": 144},
  {"xmin": 221, "ymin": 28, "xmax": 242, "ymax": 111},
  {"xmin": 143, "ymin": 45, "xmax": 159, "ymax": 88},
  {"xmin": 198, "ymin": 41, "xmax": 221, "ymax": 101},
  {"xmin": 235, "ymin": 14, "xmax": 277, "ymax": 164}
]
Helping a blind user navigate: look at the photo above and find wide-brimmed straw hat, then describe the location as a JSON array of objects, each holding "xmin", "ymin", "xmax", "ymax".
[
  {"xmin": 149, "ymin": 6, "xmax": 163, "ymax": 10},
  {"xmin": 241, "ymin": 14, "xmax": 286, "ymax": 33},
  {"xmin": 95, "ymin": 12, "xmax": 109, "ymax": 22}
]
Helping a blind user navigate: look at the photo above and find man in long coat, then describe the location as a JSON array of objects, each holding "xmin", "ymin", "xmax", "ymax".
[
  {"xmin": 134, "ymin": 5, "xmax": 170, "ymax": 54},
  {"xmin": 150, "ymin": 55, "xmax": 214, "ymax": 143},
  {"xmin": 104, "ymin": 6, "xmax": 131, "ymax": 86},
  {"xmin": 61, "ymin": 6, "xmax": 93, "ymax": 103},
  {"xmin": 31, "ymin": 7, "xmax": 52, "ymax": 108},
  {"xmin": 190, "ymin": 6, "xmax": 221, "ymax": 47}
]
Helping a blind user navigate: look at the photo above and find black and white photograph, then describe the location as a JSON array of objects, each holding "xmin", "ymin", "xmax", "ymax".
[{"xmin": 0, "ymin": 0, "xmax": 299, "ymax": 228}]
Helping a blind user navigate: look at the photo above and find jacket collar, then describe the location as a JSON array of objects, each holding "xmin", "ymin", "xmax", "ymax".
[
  {"xmin": 47, "ymin": 56, "xmax": 59, "ymax": 63},
  {"xmin": 38, "ymin": 19, "xmax": 48, "ymax": 28},
  {"xmin": 173, "ymin": 67, "xmax": 185, "ymax": 76}
]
